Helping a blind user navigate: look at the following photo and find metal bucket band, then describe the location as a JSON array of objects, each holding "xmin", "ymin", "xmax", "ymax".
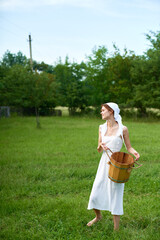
[
  {"xmin": 108, "ymin": 175, "xmax": 129, "ymax": 183},
  {"xmin": 110, "ymin": 160, "xmax": 132, "ymax": 170}
]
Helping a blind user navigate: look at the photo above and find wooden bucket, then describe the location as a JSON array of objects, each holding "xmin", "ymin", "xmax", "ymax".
[{"xmin": 106, "ymin": 149, "xmax": 142, "ymax": 183}]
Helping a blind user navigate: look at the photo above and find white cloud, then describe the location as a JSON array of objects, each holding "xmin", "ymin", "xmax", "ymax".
[
  {"xmin": 0, "ymin": 0, "xmax": 160, "ymax": 16},
  {"xmin": 122, "ymin": 0, "xmax": 160, "ymax": 12},
  {"xmin": 0, "ymin": 0, "xmax": 98, "ymax": 9}
]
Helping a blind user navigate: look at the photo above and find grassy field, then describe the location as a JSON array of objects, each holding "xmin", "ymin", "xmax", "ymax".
[{"xmin": 0, "ymin": 116, "xmax": 160, "ymax": 240}]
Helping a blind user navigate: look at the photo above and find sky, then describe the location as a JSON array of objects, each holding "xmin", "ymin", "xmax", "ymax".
[{"xmin": 0, "ymin": 0, "xmax": 160, "ymax": 65}]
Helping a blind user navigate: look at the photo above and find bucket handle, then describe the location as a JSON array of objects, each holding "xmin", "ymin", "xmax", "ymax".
[
  {"xmin": 130, "ymin": 161, "xmax": 142, "ymax": 169},
  {"xmin": 105, "ymin": 148, "xmax": 142, "ymax": 169},
  {"xmin": 105, "ymin": 148, "xmax": 113, "ymax": 160}
]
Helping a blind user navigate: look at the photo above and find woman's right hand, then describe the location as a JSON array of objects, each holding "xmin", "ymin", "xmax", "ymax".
[
  {"xmin": 97, "ymin": 144, "xmax": 103, "ymax": 152},
  {"xmin": 101, "ymin": 143, "xmax": 109, "ymax": 151}
]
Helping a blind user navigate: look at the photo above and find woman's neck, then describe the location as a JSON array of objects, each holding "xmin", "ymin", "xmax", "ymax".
[{"xmin": 107, "ymin": 118, "xmax": 118, "ymax": 128}]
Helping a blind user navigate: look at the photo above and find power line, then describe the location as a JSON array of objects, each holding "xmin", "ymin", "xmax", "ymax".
[
  {"xmin": 0, "ymin": 16, "xmax": 55, "ymax": 65},
  {"xmin": 0, "ymin": 25, "xmax": 20, "ymax": 39},
  {"xmin": 0, "ymin": 15, "xmax": 27, "ymax": 32}
]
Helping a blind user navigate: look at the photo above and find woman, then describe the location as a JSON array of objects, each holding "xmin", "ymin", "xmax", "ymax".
[{"xmin": 87, "ymin": 102, "xmax": 140, "ymax": 230}]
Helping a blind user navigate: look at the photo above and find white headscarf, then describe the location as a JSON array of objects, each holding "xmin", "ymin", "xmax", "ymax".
[
  {"xmin": 106, "ymin": 102, "xmax": 123, "ymax": 128},
  {"xmin": 100, "ymin": 102, "xmax": 124, "ymax": 140}
]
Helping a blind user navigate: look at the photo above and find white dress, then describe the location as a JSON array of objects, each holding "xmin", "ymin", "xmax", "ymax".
[{"xmin": 87, "ymin": 122, "xmax": 125, "ymax": 215}]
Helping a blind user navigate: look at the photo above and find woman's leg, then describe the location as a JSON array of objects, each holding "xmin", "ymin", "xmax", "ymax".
[
  {"xmin": 87, "ymin": 209, "xmax": 102, "ymax": 226},
  {"xmin": 113, "ymin": 215, "xmax": 120, "ymax": 230}
]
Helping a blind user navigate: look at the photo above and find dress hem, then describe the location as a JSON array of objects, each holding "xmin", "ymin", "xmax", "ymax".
[{"xmin": 87, "ymin": 207, "xmax": 123, "ymax": 215}]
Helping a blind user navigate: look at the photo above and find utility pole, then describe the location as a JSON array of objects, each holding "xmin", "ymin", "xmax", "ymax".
[
  {"xmin": 29, "ymin": 34, "xmax": 33, "ymax": 71},
  {"xmin": 28, "ymin": 34, "xmax": 40, "ymax": 128}
]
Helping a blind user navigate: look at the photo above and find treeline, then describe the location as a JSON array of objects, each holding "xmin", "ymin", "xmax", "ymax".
[{"xmin": 0, "ymin": 30, "xmax": 160, "ymax": 120}]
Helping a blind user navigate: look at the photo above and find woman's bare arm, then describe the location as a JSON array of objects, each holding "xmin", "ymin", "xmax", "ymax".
[
  {"xmin": 97, "ymin": 126, "xmax": 103, "ymax": 153},
  {"xmin": 123, "ymin": 126, "xmax": 140, "ymax": 161}
]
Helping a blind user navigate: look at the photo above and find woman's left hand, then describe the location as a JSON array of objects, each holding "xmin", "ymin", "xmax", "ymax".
[{"xmin": 134, "ymin": 152, "xmax": 140, "ymax": 161}]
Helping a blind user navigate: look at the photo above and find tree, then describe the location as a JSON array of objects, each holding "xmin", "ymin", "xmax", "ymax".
[
  {"xmin": 29, "ymin": 71, "xmax": 57, "ymax": 127},
  {"xmin": 54, "ymin": 57, "xmax": 87, "ymax": 115},
  {"xmin": 0, "ymin": 65, "xmax": 57, "ymax": 127},
  {"xmin": 85, "ymin": 45, "xmax": 135, "ymax": 108},
  {"xmin": 130, "ymin": 30, "xmax": 160, "ymax": 115},
  {"xmin": 33, "ymin": 61, "xmax": 54, "ymax": 74},
  {"xmin": 0, "ymin": 50, "xmax": 28, "ymax": 68},
  {"xmin": 105, "ymin": 47, "xmax": 135, "ymax": 105},
  {"xmin": 85, "ymin": 46, "xmax": 109, "ymax": 106},
  {"xmin": 0, "ymin": 65, "xmax": 8, "ymax": 105}
]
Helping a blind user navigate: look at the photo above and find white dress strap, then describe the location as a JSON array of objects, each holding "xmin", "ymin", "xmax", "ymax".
[{"xmin": 100, "ymin": 121, "xmax": 124, "ymax": 142}]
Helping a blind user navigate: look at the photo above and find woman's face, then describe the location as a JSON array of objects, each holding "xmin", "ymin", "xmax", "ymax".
[{"xmin": 101, "ymin": 106, "xmax": 113, "ymax": 120}]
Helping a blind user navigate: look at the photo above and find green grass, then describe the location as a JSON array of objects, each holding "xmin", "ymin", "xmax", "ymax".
[{"xmin": 0, "ymin": 117, "xmax": 160, "ymax": 240}]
